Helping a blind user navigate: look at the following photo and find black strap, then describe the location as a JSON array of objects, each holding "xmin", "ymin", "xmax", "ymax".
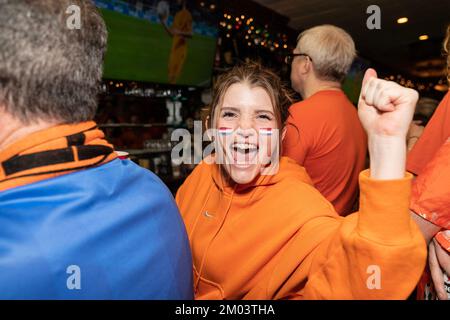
[
  {"xmin": 2, "ymin": 145, "xmax": 113, "ymax": 176},
  {"xmin": 66, "ymin": 132, "xmax": 86, "ymax": 146}
]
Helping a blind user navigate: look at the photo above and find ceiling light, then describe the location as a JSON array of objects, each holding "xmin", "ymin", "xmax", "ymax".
[
  {"xmin": 419, "ymin": 34, "xmax": 429, "ymax": 41},
  {"xmin": 397, "ymin": 17, "xmax": 408, "ymax": 24}
]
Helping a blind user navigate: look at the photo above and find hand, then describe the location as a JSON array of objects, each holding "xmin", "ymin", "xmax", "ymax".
[
  {"xmin": 358, "ymin": 68, "xmax": 418, "ymax": 139},
  {"xmin": 429, "ymin": 238, "xmax": 450, "ymax": 300},
  {"xmin": 358, "ymin": 69, "xmax": 419, "ymax": 179}
]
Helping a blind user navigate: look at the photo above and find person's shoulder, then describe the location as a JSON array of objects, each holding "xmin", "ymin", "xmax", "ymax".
[
  {"xmin": 118, "ymin": 159, "xmax": 175, "ymax": 198},
  {"xmin": 289, "ymin": 91, "xmax": 343, "ymax": 116},
  {"xmin": 440, "ymin": 90, "xmax": 450, "ymax": 110},
  {"xmin": 284, "ymin": 175, "xmax": 331, "ymax": 204},
  {"xmin": 288, "ymin": 99, "xmax": 309, "ymax": 114},
  {"xmin": 275, "ymin": 176, "xmax": 337, "ymax": 221},
  {"xmin": 287, "ymin": 100, "xmax": 318, "ymax": 126},
  {"xmin": 287, "ymin": 94, "xmax": 343, "ymax": 131},
  {"xmin": 178, "ymin": 159, "xmax": 213, "ymax": 193},
  {"xmin": 270, "ymin": 159, "xmax": 336, "ymax": 216},
  {"xmin": 443, "ymin": 90, "xmax": 450, "ymax": 102},
  {"xmin": 69, "ymin": 158, "xmax": 177, "ymax": 211}
]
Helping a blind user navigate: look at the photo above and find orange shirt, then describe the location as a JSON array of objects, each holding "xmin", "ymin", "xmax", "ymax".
[
  {"xmin": 411, "ymin": 138, "xmax": 450, "ymax": 251},
  {"xmin": 407, "ymin": 91, "xmax": 450, "ymax": 252},
  {"xmin": 407, "ymin": 91, "xmax": 450, "ymax": 175},
  {"xmin": 171, "ymin": 8, "xmax": 192, "ymax": 50},
  {"xmin": 176, "ymin": 156, "xmax": 426, "ymax": 299},
  {"xmin": 283, "ymin": 90, "xmax": 367, "ymax": 215}
]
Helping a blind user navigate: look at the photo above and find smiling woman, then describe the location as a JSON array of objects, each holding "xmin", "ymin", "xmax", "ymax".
[
  {"xmin": 214, "ymin": 84, "xmax": 280, "ymax": 184},
  {"xmin": 207, "ymin": 63, "xmax": 292, "ymax": 184},
  {"xmin": 175, "ymin": 62, "xmax": 427, "ymax": 300}
]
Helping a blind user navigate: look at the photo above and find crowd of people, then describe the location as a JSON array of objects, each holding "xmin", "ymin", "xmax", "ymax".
[{"xmin": 0, "ymin": 0, "xmax": 448, "ymax": 299}]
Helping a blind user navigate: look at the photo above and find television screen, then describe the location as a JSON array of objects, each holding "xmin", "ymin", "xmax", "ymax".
[{"xmin": 95, "ymin": 0, "xmax": 218, "ymax": 86}]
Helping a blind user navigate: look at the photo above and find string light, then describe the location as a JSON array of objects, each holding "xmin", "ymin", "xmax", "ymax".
[
  {"xmin": 219, "ymin": 12, "xmax": 292, "ymax": 53},
  {"xmin": 381, "ymin": 75, "xmax": 444, "ymax": 92}
]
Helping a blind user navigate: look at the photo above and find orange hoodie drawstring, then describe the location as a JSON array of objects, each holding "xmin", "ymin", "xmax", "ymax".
[{"xmin": 194, "ymin": 175, "xmax": 236, "ymax": 294}]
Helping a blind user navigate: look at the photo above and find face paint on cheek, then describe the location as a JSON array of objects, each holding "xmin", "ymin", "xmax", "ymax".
[
  {"xmin": 258, "ymin": 128, "xmax": 280, "ymax": 168},
  {"xmin": 218, "ymin": 127, "xmax": 233, "ymax": 135},
  {"xmin": 258, "ymin": 128, "xmax": 273, "ymax": 164},
  {"xmin": 259, "ymin": 128, "xmax": 273, "ymax": 136},
  {"xmin": 217, "ymin": 127, "xmax": 234, "ymax": 165}
]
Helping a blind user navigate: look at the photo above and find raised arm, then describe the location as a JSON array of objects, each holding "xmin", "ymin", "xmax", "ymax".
[
  {"xmin": 358, "ymin": 68, "xmax": 417, "ymax": 180},
  {"xmin": 299, "ymin": 69, "xmax": 427, "ymax": 299}
]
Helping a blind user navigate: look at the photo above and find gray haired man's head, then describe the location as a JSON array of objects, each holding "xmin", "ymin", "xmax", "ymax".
[
  {"xmin": 294, "ymin": 25, "xmax": 356, "ymax": 83},
  {"xmin": 0, "ymin": 0, "xmax": 107, "ymax": 124}
]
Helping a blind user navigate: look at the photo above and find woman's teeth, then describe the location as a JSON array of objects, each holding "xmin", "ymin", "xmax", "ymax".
[{"xmin": 233, "ymin": 143, "xmax": 258, "ymax": 153}]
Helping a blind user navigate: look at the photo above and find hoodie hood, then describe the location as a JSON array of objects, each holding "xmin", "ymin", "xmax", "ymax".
[{"xmin": 209, "ymin": 155, "xmax": 313, "ymax": 200}]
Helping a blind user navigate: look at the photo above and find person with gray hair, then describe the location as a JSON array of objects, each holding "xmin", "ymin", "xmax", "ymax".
[
  {"xmin": 283, "ymin": 24, "xmax": 368, "ymax": 216},
  {"xmin": 0, "ymin": 0, "xmax": 192, "ymax": 299}
]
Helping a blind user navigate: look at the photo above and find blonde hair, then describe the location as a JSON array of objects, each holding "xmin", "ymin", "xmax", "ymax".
[
  {"xmin": 443, "ymin": 24, "xmax": 450, "ymax": 84},
  {"xmin": 296, "ymin": 24, "xmax": 356, "ymax": 82}
]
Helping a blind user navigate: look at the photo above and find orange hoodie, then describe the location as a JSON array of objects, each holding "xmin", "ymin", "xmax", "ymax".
[{"xmin": 176, "ymin": 156, "xmax": 427, "ymax": 299}]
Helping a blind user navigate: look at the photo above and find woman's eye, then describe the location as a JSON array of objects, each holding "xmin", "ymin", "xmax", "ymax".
[
  {"xmin": 257, "ymin": 114, "xmax": 272, "ymax": 121},
  {"xmin": 222, "ymin": 112, "xmax": 237, "ymax": 118}
]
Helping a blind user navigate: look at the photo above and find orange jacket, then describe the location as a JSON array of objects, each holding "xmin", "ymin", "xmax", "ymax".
[{"xmin": 176, "ymin": 156, "xmax": 426, "ymax": 299}]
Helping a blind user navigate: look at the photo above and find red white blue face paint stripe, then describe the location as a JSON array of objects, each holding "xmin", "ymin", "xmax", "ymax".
[
  {"xmin": 218, "ymin": 127, "xmax": 233, "ymax": 135},
  {"xmin": 259, "ymin": 128, "xmax": 273, "ymax": 136}
]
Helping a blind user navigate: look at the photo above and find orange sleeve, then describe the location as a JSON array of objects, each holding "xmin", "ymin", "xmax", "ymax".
[
  {"xmin": 410, "ymin": 139, "xmax": 450, "ymax": 251},
  {"xmin": 407, "ymin": 92, "xmax": 450, "ymax": 175},
  {"xmin": 299, "ymin": 170, "xmax": 427, "ymax": 299},
  {"xmin": 282, "ymin": 113, "xmax": 310, "ymax": 165}
]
